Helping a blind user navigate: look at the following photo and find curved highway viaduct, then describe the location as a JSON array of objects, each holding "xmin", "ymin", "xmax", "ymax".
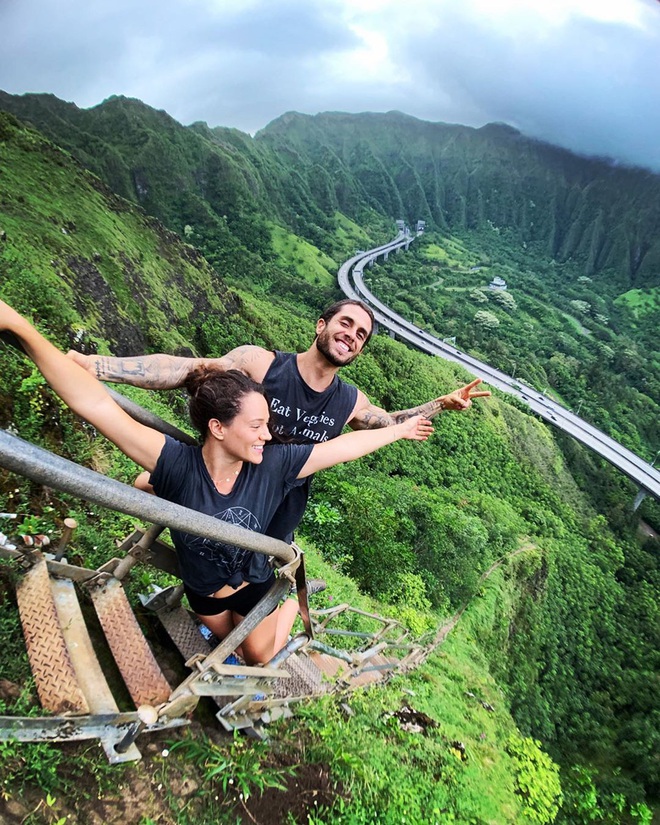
[{"xmin": 338, "ymin": 231, "xmax": 660, "ymax": 503}]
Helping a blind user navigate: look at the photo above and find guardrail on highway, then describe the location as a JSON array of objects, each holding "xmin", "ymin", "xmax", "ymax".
[{"xmin": 337, "ymin": 230, "xmax": 660, "ymax": 502}]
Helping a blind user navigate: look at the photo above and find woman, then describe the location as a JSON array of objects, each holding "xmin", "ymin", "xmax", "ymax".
[{"xmin": 0, "ymin": 299, "xmax": 433, "ymax": 663}]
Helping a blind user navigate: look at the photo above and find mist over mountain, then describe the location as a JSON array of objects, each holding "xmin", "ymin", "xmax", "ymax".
[{"xmin": 2, "ymin": 92, "xmax": 660, "ymax": 293}]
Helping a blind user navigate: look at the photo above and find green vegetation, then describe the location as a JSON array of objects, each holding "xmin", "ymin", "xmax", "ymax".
[
  {"xmin": 0, "ymin": 97, "xmax": 658, "ymax": 823},
  {"xmin": 284, "ymin": 633, "xmax": 562, "ymax": 824},
  {"xmin": 169, "ymin": 732, "xmax": 295, "ymax": 801},
  {"xmin": 269, "ymin": 221, "xmax": 337, "ymax": 289},
  {"xmin": 361, "ymin": 231, "xmax": 659, "ymax": 469},
  {"xmin": 615, "ymin": 287, "xmax": 660, "ymax": 316}
]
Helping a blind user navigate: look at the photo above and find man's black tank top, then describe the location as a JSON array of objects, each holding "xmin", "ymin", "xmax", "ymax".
[{"xmin": 262, "ymin": 351, "xmax": 358, "ymax": 540}]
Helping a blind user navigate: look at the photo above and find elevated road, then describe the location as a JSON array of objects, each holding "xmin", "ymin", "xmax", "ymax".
[{"xmin": 338, "ymin": 232, "xmax": 660, "ymax": 501}]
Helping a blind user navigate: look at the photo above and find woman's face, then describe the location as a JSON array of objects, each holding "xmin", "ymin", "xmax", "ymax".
[{"xmin": 220, "ymin": 391, "xmax": 272, "ymax": 463}]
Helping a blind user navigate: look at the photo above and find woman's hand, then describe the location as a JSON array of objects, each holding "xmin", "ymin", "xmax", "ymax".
[
  {"xmin": 396, "ymin": 414, "xmax": 434, "ymax": 441},
  {"xmin": 0, "ymin": 296, "xmax": 165, "ymax": 471}
]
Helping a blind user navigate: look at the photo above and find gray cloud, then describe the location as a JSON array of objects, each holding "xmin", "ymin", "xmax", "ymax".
[
  {"xmin": 0, "ymin": 0, "xmax": 359, "ymax": 132},
  {"xmin": 1, "ymin": 0, "xmax": 659, "ymax": 170},
  {"xmin": 392, "ymin": 3, "xmax": 660, "ymax": 169}
]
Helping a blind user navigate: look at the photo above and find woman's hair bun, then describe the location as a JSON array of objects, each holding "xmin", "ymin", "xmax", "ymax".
[{"xmin": 184, "ymin": 364, "xmax": 225, "ymax": 396}]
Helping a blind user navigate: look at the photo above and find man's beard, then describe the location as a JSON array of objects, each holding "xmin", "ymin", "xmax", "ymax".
[{"xmin": 315, "ymin": 330, "xmax": 358, "ymax": 367}]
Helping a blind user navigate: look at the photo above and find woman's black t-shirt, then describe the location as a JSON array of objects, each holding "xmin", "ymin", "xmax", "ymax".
[{"xmin": 150, "ymin": 436, "xmax": 313, "ymax": 596}]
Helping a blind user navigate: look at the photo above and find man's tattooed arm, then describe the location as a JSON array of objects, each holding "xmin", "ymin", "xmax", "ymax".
[
  {"xmin": 66, "ymin": 345, "xmax": 273, "ymax": 389},
  {"xmin": 349, "ymin": 398, "xmax": 446, "ymax": 430},
  {"xmin": 348, "ymin": 379, "xmax": 490, "ymax": 430},
  {"xmin": 390, "ymin": 398, "xmax": 448, "ymax": 423},
  {"xmin": 65, "ymin": 352, "xmax": 210, "ymax": 388}
]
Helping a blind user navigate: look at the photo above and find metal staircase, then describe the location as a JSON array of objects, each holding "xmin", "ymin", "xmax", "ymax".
[
  {"xmin": 0, "ymin": 395, "xmax": 463, "ymax": 762},
  {"xmin": 9, "ymin": 552, "xmax": 186, "ymax": 763}
]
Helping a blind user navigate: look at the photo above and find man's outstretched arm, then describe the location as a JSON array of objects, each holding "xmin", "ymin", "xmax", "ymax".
[
  {"xmin": 348, "ymin": 378, "xmax": 491, "ymax": 430},
  {"xmin": 67, "ymin": 345, "xmax": 273, "ymax": 388}
]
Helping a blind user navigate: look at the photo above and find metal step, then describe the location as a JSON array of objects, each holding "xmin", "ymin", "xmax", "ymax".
[
  {"xmin": 309, "ymin": 651, "xmax": 349, "ymax": 685},
  {"xmin": 275, "ymin": 652, "xmax": 327, "ymax": 698},
  {"xmin": 350, "ymin": 655, "xmax": 398, "ymax": 687},
  {"xmin": 50, "ymin": 578, "xmax": 120, "ymax": 715},
  {"xmin": 88, "ymin": 577, "xmax": 171, "ymax": 708},
  {"xmin": 15, "ymin": 559, "xmax": 145, "ymax": 761},
  {"xmin": 16, "ymin": 560, "xmax": 89, "ymax": 715},
  {"xmin": 307, "ymin": 651, "xmax": 398, "ymax": 690},
  {"xmin": 155, "ymin": 604, "xmax": 212, "ymax": 664}
]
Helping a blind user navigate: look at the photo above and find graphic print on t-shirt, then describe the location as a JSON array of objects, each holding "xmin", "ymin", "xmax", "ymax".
[
  {"xmin": 263, "ymin": 353, "xmax": 357, "ymax": 446},
  {"xmin": 182, "ymin": 507, "xmax": 262, "ymax": 579},
  {"xmin": 269, "ymin": 397, "xmax": 336, "ymax": 442}
]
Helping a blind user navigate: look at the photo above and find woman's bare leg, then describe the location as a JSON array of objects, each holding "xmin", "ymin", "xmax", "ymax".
[
  {"xmin": 237, "ymin": 598, "xmax": 300, "ymax": 664},
  {"xmin": 273, "ymin": 598, "xmax": 300, "ymax": 652},
  {"xmin": 194, "ymin": 592, "xmax": 301, "ymax": 665}
]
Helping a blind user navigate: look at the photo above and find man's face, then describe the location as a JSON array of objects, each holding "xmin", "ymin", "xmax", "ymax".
[{"xmin": 315, "ymin": 305, "xmax": 373, "ymax": 367}]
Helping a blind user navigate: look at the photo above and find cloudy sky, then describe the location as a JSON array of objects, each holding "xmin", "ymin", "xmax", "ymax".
[{"xmin": 1, "ymin": 0, "xmax": 659, "ymax": 170}]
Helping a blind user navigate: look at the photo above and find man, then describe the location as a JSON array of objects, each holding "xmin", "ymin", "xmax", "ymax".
[{"xmin": 70, "ymin": 299, "xmax": 490, "ymax": 540}]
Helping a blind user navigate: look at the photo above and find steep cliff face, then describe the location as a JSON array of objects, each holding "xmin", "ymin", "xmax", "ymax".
[
  {"xmin": 2, "ymin": 93, "xmax": 659, "ymax": 290},
  {"xmin": 0, "ymin": 109, "xmax": 238, "ymax": 356},
  {"xmin": 257, "ymin": 111, "xmax": 660, "ymax": 288}
]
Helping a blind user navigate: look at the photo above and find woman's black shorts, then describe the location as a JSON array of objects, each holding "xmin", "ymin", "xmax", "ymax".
[{"xmin": 185, "ymin": 573, "xmax": 277, "ymax": 617}]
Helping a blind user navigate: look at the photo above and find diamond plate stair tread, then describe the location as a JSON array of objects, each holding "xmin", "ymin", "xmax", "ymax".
[
  {"xmin": 90, "ymin": 578, "xmax": 171, "ymax": 707},
  {"xmin": 309, "ymin": 652, "xmax": 348, "ymax": 682},
  {"xmin": 275, "ymin": 652, "xmax": 326, "ymax": 698},
  {"xmin": 16, "ymin": 560, "xmax": 89, "ymax": 714},
  {"xmin": 169, "ymin": 612, "xmax": 244, "ymax": 709},
  {"xmin": 305, "ymin": 652, "xmax": 399, "ymax": 690},
  {"xmin": 50, "ymin": 578, "xmax": 119, "ymax": 714},
  {"xmin": 154, "ymin": 607, "xmax": 239, "ymax": 709},
  {"xmin": 156, "ymin": 606, "xmax": 211, "ymax": 663},
  {"xmin": 350, "ymin": 655, "xmax": 396, "ymax": 687}
]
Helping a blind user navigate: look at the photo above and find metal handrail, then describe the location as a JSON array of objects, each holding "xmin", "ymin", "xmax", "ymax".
[
  {"xmin": 0, "ymin": 428, "xmax": 296, "ymax": 566},
  {"xmin": 106, "ymin": 387, "xmax": 197, "ymax": 446}
]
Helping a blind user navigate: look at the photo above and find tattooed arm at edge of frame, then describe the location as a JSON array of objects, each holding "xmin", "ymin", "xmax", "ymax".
[{"xmin": 65, "ymin": 345, "xmax": 273, "ymax": 389}]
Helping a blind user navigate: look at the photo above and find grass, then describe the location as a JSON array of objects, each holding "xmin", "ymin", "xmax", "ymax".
[
  {"xmin": 269, "ymin": 222, "xmax": 336, "ymax": 288},
  {"xmin": 422, "ymin": 236, "xmax": 481, "ymax": 270},
  {"xmin": 0, "ymin": 112, "xmax": 654, "ymax": 823},
  {"xmin": 272, "ymin": 561, "xmax": 561, "ymax": 824},
  {"xmin": 614, "ymin": 287, "xmax": 660, "ymax": 318},
  {"xmin": 332, "ymin": 211, "xmax": 374, "ymax": 248}
]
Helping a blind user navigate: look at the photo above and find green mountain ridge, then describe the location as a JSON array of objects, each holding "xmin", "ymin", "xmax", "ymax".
[
  {"xmin": 0, "ymin": 97, "xmax": 658, "ymax": 823},
  {"xmin": 3, "ymin": 91, "xmax": 660, "ymax": 292},
  {"xmin": 257, "ymin": 109, "xmax": 660, "ymax": 288}
]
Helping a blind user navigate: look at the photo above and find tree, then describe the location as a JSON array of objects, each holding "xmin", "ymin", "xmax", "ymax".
[{"xmin": 474, "ymin": 310, "xmax": 500, "ymax": 330}]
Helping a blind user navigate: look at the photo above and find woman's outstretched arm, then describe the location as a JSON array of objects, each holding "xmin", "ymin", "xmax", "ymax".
[
  {"xmin": 298, "ymin": 415, "xmax": 433, "ymax": 478},
  {"xmin": 0, "ymin": 300, "xmax": 165, "ymax": 472}
]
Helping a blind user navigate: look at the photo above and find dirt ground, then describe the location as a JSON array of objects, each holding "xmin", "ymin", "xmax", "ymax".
[{"xmin": 0, "ymin": 718, "xmax": 343, "ymax": 825}]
